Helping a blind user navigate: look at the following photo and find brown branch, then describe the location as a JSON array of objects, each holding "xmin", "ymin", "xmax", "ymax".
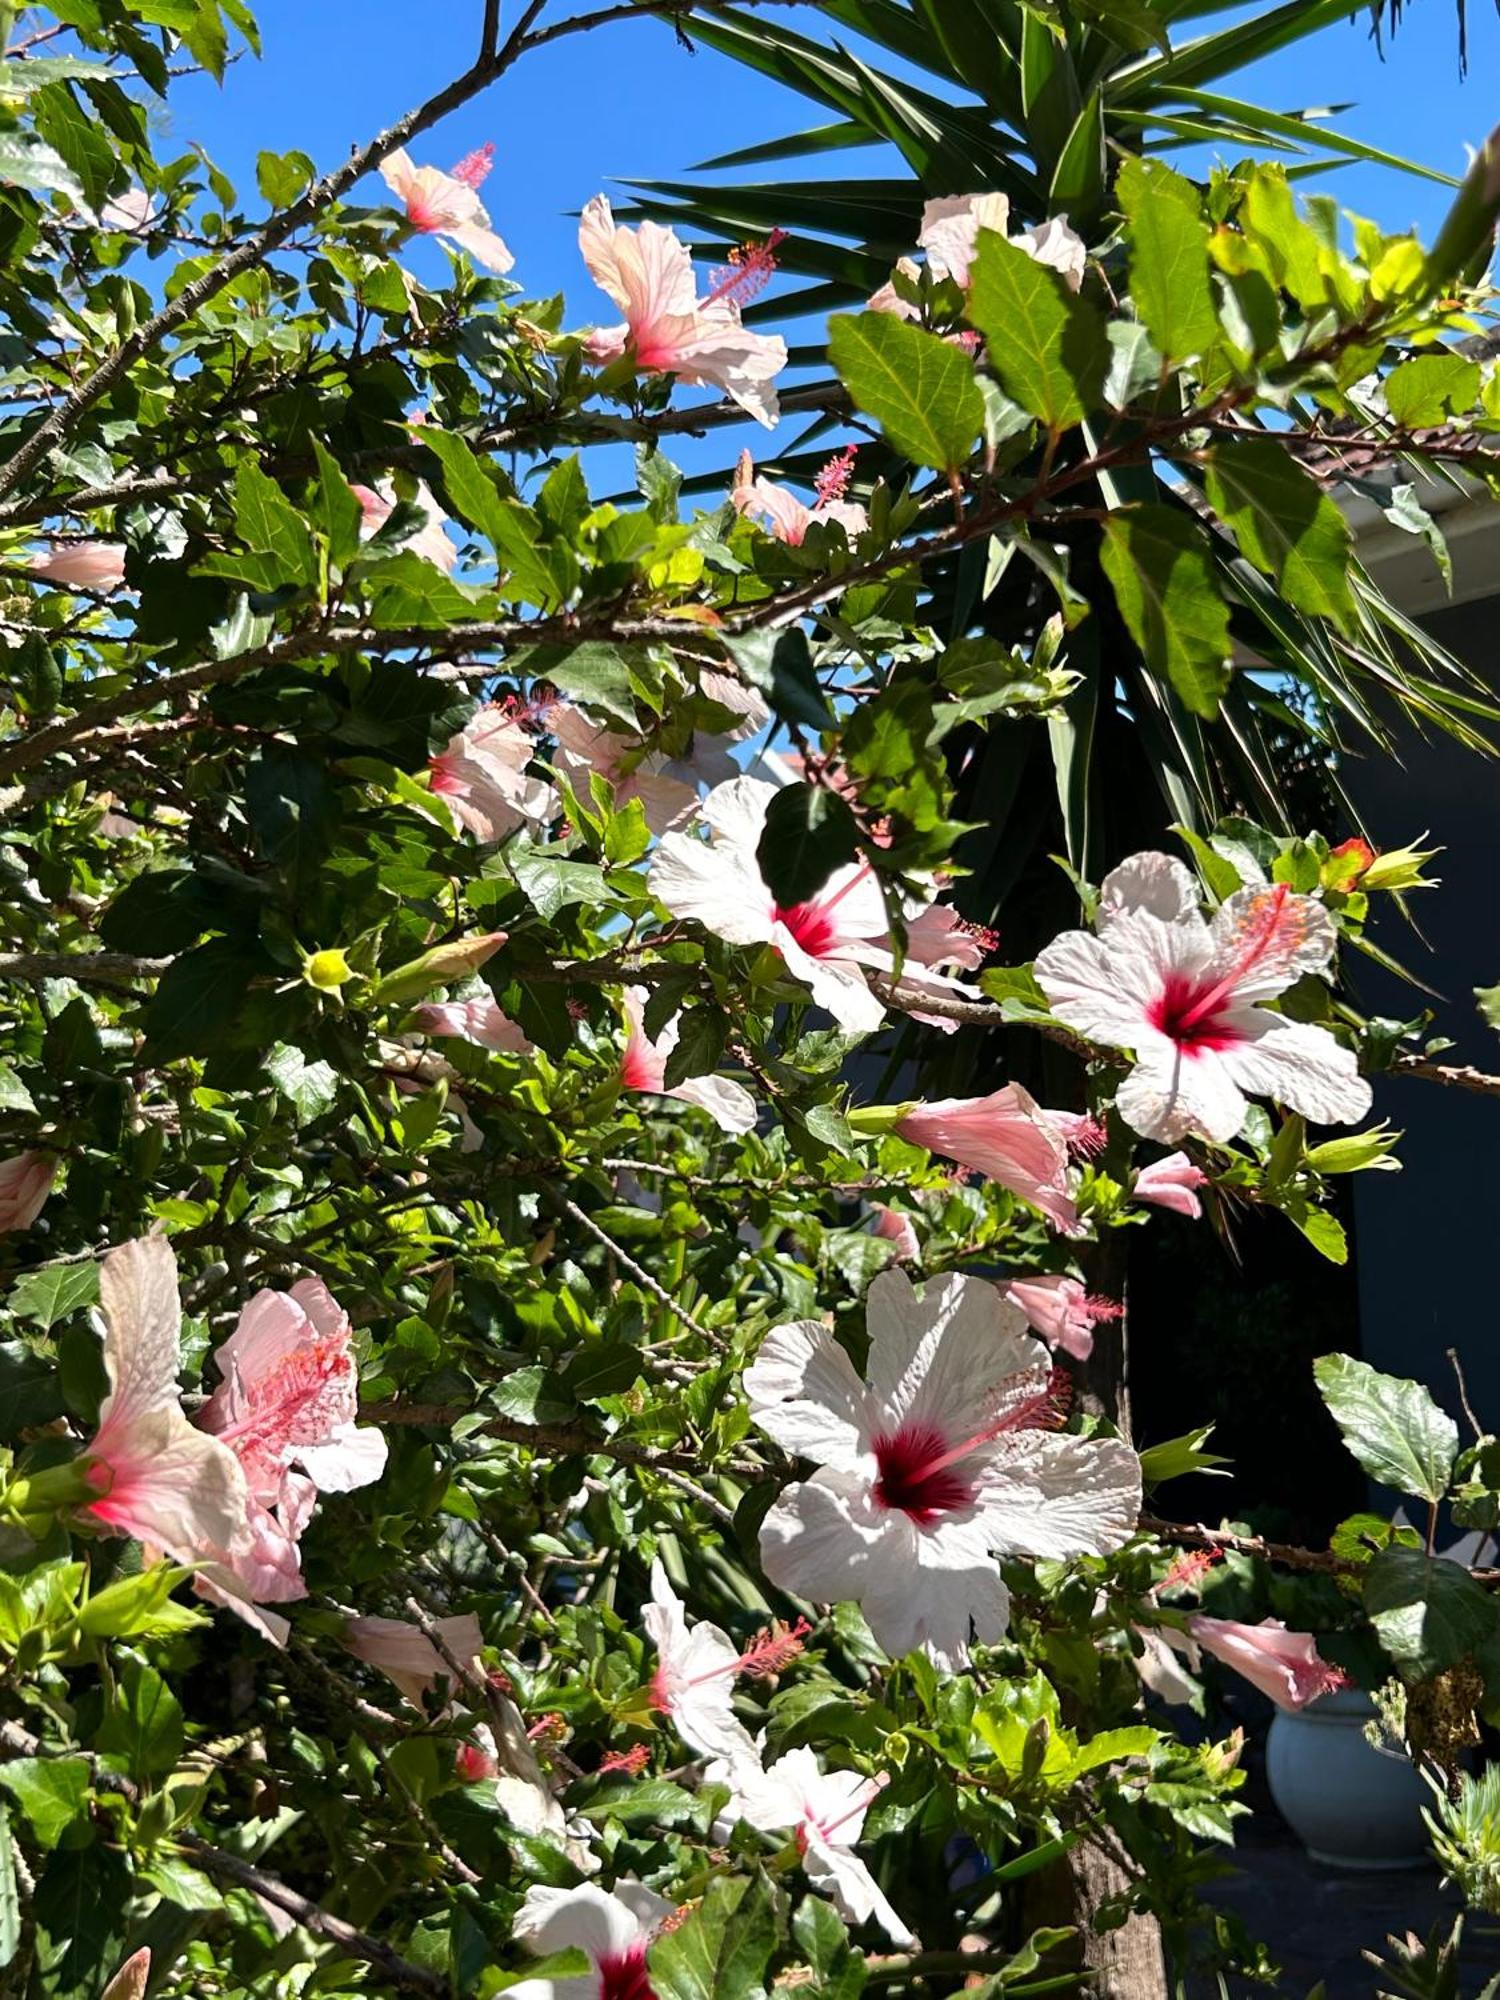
[
  {"xmin": 367, "ymin": 1399, "xmax": 763, "ymax": 1475},
  {"xmin": 0, "ymin": 950, "xmax": 170, "ymax": 987},
  {"xmin": 1140, "ymin": 1512, "xmax": 1355, "ymax": 1576},
  {"xmin": 0, "ymin": 1719, "xmax": 447, "ymax": 1995},
  {"xmin": 1389, "ymin": 1052, "xmax": 1500, "ymax": 1097}
]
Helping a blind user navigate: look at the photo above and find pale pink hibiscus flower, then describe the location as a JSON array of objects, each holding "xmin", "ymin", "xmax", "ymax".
[
  {"xmin": 732, "ymin": 445, "xmax": 868, "ymax": 546},
  {"xmin": 0, "ymin": 1152, "xmax": 55, "ymax": 1231},
  {"xmin": 1132, "ymin": 1151, "xmax": 1209, "ymax": 1220},
  {"xmin": 350, "ymin": 479, "xmax": 457, "ymax": 573},
  {"xmin": 379, "ymin": 143, "xmax": 514, "ymax": 272},
  {"xmin": 549, "ymin": 703, "xmax": 699, "ymax": 836},
  {"xmin": 98, "ymin": 186, "xmax": 159, "ymax": 235},
  {"xmin": 578, "ymin": 195, "xmax": 788, "ymax": 430},
  {"xmin": 644, "ymin": 1558, "xmax": 801, "ymax": 1763},
  {"xmin": 430, "ymin": 702, "xmax": 556, "ymax": 840},
  {"xmin": 894, "ymin": 1083, "xmax": 1081, "ymax": 1235},
  {"xmin": 81, "ymin": 1237, "xmax": 267, "ymax": 1620},
  {"xmin": 620, "ymin": 987, "xmax": 756, "ymax": 1135},
  {"xmin": 649, "ymin": 777, "xmax": 982, "ymax": 1037},
  {"xmin": 744, "ymin": 1269, "xmax": 1140, "ymax": 1669},
  {"xmin": 869, "ymin": 194, "xmax": 1086, "ymax": 312},
  {"xmin": 870, "ymin": 1205, "xmax": 920, "ymax": 1263},
  {"xmin": 1034, "ymin": 853, "xmax": 1372, "ymax": 1145},
  {"xmin": 199, "ymin": 1276, "xmax": 387, "ymax": 1506},
  {"xmin": 1184, "ymin": 1616, "xmax": 1348, "ymax": 1711},
  {"xmin": 345, "ymin": 1611, "xmax": 485, "ymax": 1705},
  {"xmin": 508, "ymin": 1881, "xmax": 676, "ymax": 2000},
  {"xmin": 1002, "ymin": 1274, "xmax": 1121, "ymax": 1361},
  {"xmin": 711, "ymin": 1747, "xmax": 915, "ymax": 1947},
  {"xmin": 28, "ymin": 541, "xmax": 127, "ymax": 591},
  {"xmin": 415, "ymin": 995, "xmax": 533, "ymax": 1055}
]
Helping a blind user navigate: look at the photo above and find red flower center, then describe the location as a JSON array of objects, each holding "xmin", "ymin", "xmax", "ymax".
[
  {"xmin": 1146, "ymin": 972, "xmax": 1241, "ymax": 1053},
  {"xmin": 872, "ymin": 1422, "xmax": 975, "ymax": 1523},
  {"xmin": 774, "ymin": 899, "xmax": 840, "ymax": 958},
  {"xmin": 599, "ymin": 1947, "xmax": 658, "ymax": 2000}
]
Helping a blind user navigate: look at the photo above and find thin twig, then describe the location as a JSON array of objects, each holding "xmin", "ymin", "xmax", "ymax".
[
  {"xmin": 1449, "ymin": 1346, "xmax": 1484, "ymax": 1442},
  {"xmin": 0, "ymin": 950, "xmax": 170, "ymax": 987},
  {"xmin": 0, "ymin": 1719, "xmax": 447, "ymax": 1995},
  {"xmin": 553, "ymin": 1192, "xmax": 724, "ymax": 1348},
  {"xmin": 1390, "ymin": 1053, "xmax": 1500, "ymax": 1098}
]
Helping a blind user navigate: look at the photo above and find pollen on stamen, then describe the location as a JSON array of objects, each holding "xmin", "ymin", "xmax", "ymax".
[
  {"xmin": 1086, "ymin": 1293, "xmax": 1124, "ymax": 1324},
  {"xmin": 599, "ymin": 1743, "xmax": 651, "ymax": 1776},
  {"xmin": 526, "ymin": 1711, "xmax": 566, "ymax": 1742},
  {"xmin": 706, "ymin": 227, "xmax": 787, "ymax": 309},
  {"xmin": 814, "ymin": 445, "xmax": 858, "ymax": 506},
  {"xmin": 958, "ymin": 917, "xmax": 1001, "ymax": 956},
  {"xmin": 737, "ymin": 1616, "xmax": 812, "ymax": 1680},
  {"xmin": 450, "ymin": 143, "xmax": 495, "ymax": 189},
  {"xmin": 1065, "ymin": 1115, "xmax": 1109, "ymax": 1161},
  {"xmin": 1157, "ymin": 1548, "xmax": 1222, "ymax": 1596}
]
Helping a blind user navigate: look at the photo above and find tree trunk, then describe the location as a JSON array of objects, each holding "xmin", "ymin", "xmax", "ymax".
[{"xmin": 1024, "ymin": 1838, "xmax": 1169, "ymax": 2000}]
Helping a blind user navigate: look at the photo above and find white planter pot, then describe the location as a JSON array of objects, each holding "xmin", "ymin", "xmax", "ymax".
[{"xmin": 1265, "ymin": 1689, "xmax": 1430, "ymax": 1870}]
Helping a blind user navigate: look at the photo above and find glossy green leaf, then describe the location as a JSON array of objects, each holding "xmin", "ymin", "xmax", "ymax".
[
  {"xmin": 827, "ymin": 311, "xmax": 983, "ymax": 470},
  {"xmin": 1203, "ymin": 436, "xmax": 1356, "ymax": 630},
  {"xmin": 1100, "ymin": 505, "xmax": 1232, "ymax": 718},
  {"xmin": 1117, "ymin": 155, "xmax": 1219, "ymax": 364},
  {"xmin": 1314, "ymin": 1352, "xmax": 1459, "ymax": 1502},
  {"xmin": 967, "ymin": 230, "xmax": 1108, "ymax": 430}
]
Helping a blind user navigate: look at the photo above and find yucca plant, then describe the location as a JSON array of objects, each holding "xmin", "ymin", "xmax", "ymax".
[{"xmin": 626, "ymin": 0, "xmax": 1500, "ymax": 961}]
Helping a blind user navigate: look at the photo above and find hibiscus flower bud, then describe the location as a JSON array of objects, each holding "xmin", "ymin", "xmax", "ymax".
[
  {"xmin": 369, "ymin": 931, "xmax": 508, "ymax": 1006},
  {"xmin": 101, "ymin": 1950, "xmax": 151, "ymax": 2000}
]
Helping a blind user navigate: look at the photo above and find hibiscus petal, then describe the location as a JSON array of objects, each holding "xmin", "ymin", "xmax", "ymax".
[
  {"xmin": 865, "ymin": 1269, "xmax": 1044, "ymax": 1439},
  {"xmin": 669, "ymin": 1071, "xmax": 758, "ymax": 1134},
  {"xmin": 1217, "ymin": 1016, "xmax": 1372, "ymax": 1127},
  {"xmin": 445, "ymin": 218, "xmax": 515, "ymax": 274},
  {"xmin": 97, "ymin": 1235, "xmax": 182, "ymax": 1423},
  {"xmin": 774, "ymin": 928, "xmax": 887, "ymax": 1034},
  {"xmin": 975, "ymin": 1432, "xmax": 1141, "ymax": 1561},
  {"xmin": 804, "ymin": 1836, "xmax": 918, "ymax": 1948},
  {"xmin": 859, "ymin": 1513, "xmax": 1012, "ymax": 1670},
  {"xmin": 1208, "ymin": 883, "xmax": 1336, "ymax": 1000},
  {"xmin": 1036, "ymin": 910, "xmax": 1212, "ymax": 1044},
  {"xmin": 744, "ymin": 1324, "xmax": 871, "ymax": 1466},
  {"xmin": 758, "ymin": 1470, "xmax": 896, "ymax": 1608},
  {"xmin": 1098, "ymin": 851, "xmax": 1200, "ymax": 929},
  {"xmin": 514, "ymin": 1883, "xmax": 645, "ymax": 1964},
  {"xmin": 296, "ymin": 1422, "xmax": 388, "ymax": 1493},
  {"xmin": 1115, "ymin": 1044, "xmax": 1249, "ymax": 1144}
]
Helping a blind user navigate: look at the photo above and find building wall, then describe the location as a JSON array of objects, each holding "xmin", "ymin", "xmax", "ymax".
[{"xmin": 1348, "ymin": 596, "xmax": 1500, "ymax": 1427}]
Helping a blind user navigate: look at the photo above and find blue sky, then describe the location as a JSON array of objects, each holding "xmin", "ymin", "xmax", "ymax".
[{"xmin": 174, "ymin": 1, "xmax": 1499, "ymax": 301}]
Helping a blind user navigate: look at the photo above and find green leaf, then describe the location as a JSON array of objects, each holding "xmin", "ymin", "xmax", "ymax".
[
  {"xmin": 508, "ymin": 847, "xmax": 623, "ymax": 922},
  {"xmin": 722, "ymin": 629, "xmax": 832, "ymax": 732},
  {"xmin": 33, "ymin": 1840, "xmax": 130, "ymax": 2000},
  {"xmin": 245, "ymin": 745, "xmax": 339, "ymax": 877},
  {"xmin": 1313, "ymin": 1352, "xmax": 1458, "ymax": 1502},
  {"xmin": 1478, "ymin": 980, "xmax": 1500, "ymax": 1036},
  {"xmin": 0, "ymin": 130, "xmax": 84, "ymax": 201},
  {"xmin": 0, "ymin": 1061, "xmax": 35, "ymax": 1114},
  {"xmin": 75, "ymin": 1566, "xmax": 207, "ymax": 1640},
  {"xmin": 1204, "ymin": 437, "xmax": 1357, "ymax": 630},
  {"xmin": 0, "ymin": 1338, "xmax": 65, "ymax": 1433},
  {"xmin": 142, "ymin": 938, "xmax": 263, "ymax": 1062},
  {"xmin": 97, "ymin": 1658, "xmax": 184, "ymax": 1781},
  {"xmin": 513, "ymin": 640, "xmax": 641, "ymax": 730},
  {"xmin": 266, "ymin": 1043, "xmax": 340, "ymax": 1121},
  {"xmin": 827, "ymin": 312, "xmax": 983, "ymax": 471},
  {"xmin": 1117, "ymin": 155, "xmax": 1219, "ymax": 364},
  {"xmin": 967, "ymin": 230, "xmax": 1107, "ymax": 430},
  {"xmin": 0, "ymin": 1759, "xmax": 89, "ymax": 1849},
  {"xmin": 1364, "ymin": 1550, "xmax": 1499, "ymax": 1679},
  {"xmin": 649, "ymin": 1870, "xmax": 778, "ymax": 2000},
  {"xmin": 755, "ymin": 783, "xmax": 859, "ymax": 908},
  {"xmin": 1138, "ymin": 1426, "xmax": 1230, "ymax": 1486},
  {"xmin": 661, "ymin": 1006, "xmax": 729, "ymax": 1091},
  {"xmin": 420, "ymin": 429, "xmax": 559, "ymax": 605},
  {"xmin": 1383, "ymin": 352, "xmax": 1481, "ymax": 428},
  {"xmin": 311, "ymin": 436, "xmax": 364, "ymax": 565},
  {"xmin": 1100, "ymin": 506, "xmax": 1231, "ymax": 718},
  {"xmin": 587, "ymin": 1778, "xmax": 699, "ymax": 1827},
  {"xmin": 490, "ymin": 1365, "xmax": 576, "ymax": 1425},
  {"xmin": 255, "ymin": 146, "xmax": 314, "ymax": 207},
  {"xmin": 7, "ymin": 1260, "xmax": 99, "ymax": 1331},
  {"xmin": 229, "ymin": 458, "xmax": 316, "ymax": 588}
]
